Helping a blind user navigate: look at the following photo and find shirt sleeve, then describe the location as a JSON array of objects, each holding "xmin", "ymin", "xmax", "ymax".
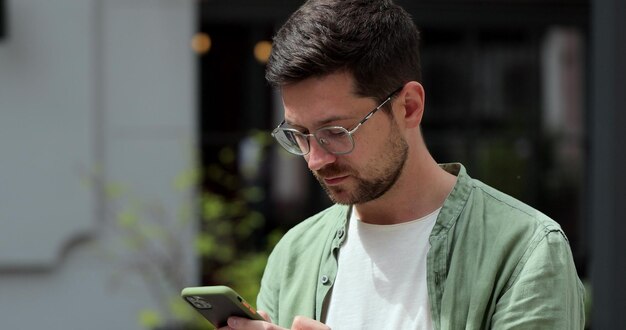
[{"xmin": 490, "ymin": 229, "xmax": 586, "ymax": 329}]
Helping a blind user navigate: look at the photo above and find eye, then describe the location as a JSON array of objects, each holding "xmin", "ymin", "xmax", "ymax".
[
  {"xmin": 285, "ymin": 132, "xmax": 298, "ymax": 144},
  {"xmin": 286, "ymin": 124, "xmax": 308, "ymax": 135},
  {"xmin": 324, "ymin": 127, "xmax": 347, "ymax": 136}
]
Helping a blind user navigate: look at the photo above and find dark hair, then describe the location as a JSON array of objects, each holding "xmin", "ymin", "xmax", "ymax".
[{"xmin": 266, "ymin": 0, "xmax": 421, "ymax": 102}]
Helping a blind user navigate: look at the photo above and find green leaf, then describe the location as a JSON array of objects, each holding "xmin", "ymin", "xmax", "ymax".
[
  {"xmin": 236, "ymin": 211, "xmax": 265, "ymax": 238},
  {"xmin": 214, "ymin": 221, "xmax": 233, "ymax": 236},
  {"xmin": 214, "ymin": 245, "xmax": 235, "ymax": 263},
  {"xmin": 219, "ymin": 147, "xmax": 236, "ymax": 165},
  {"xmin": 118, "ymin": 209, "xmax": 139, "ymax": 228},
  {"xmin": 105, "ymin": 182, "xmax": 127, "ymax": 199},
  {"xmin": 139, "ymin": 223, "xmax": 166, "ymax": 241},
  {"xmin": 169, "ymin": 296, "xmax": 195, "ymax": 321},
  {"xmin": 173, "ymin": 168, "xmax": 199, "ymax": 191},
  {"xmin": 221, "ymin": 174, "xmax": 239, "ymax": 190},
  {"xmin": 216, "ymin": 253, "xmax": 268, "ymax": 301},
  {"xmin": 241, "ymin": 186, "xmax": 265, "ymax": 203},
  {"xmin": 206, "ymin": 164, "xmax": 224, "ymax": 182},
  {"xmin": 138, "ymin": 309, "xmax": 162, "ymax": 329},
  {"xmin": 195, "ymin": 234, "xmax": 217, "ymax": 256},
  {"xmin": 266, "ymin": 229, "xmax": 284, "ymax": 249},
  {"xmin": 202, "ymin": 195, "xmax": 225, "ymax": 220},
  {"xmin": 176, "ymin": 203, "xmax": 193, "ymax": 224},
  {"xmin": 249, "ymin": 129, "xmax": 272, "ymax": 146},
  {"xmin": 226, "ymin": 200, "xmax": 247, "ymax": 217}
]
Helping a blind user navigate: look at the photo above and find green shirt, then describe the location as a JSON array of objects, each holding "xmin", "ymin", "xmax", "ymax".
[{"xmin": 257, "ymin": 163, "xmax": 585, "ymax": 329}]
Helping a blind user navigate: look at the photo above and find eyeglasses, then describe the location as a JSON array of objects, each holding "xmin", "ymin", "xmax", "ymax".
[{"xmin": 271, "ymin": 87, "xmax": 403, "ymax": 156}]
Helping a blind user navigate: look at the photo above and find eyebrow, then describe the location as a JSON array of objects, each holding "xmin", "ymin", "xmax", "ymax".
[{"xmin": 285, "ymin": 114, "xmax": 355, "ymax": 130}]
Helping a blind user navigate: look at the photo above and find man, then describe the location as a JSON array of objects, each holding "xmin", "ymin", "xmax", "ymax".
[{"xmin": 222, "ymin": 0, "xmax": 585, "ymax": 329}]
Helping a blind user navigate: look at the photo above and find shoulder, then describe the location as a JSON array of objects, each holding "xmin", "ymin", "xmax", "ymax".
[
  {"xmin": 469, "ymin": 178, "xmax": 561, "ymax": 233},
  {"xmin": 437, "ymin": 163, "xmax": 562, "ymax": 238},
  {"xmin": 443, "ymin": 169, "xmax": 569, "ymax": 269},
  {"xmin": 459, "ymin": 177, "xmax": 574, "ymax": 277}
]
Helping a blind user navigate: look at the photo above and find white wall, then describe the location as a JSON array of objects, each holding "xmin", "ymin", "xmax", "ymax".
[{"xmin": 0, "ymin": 0, "xmax": 196, "ymax": 328}]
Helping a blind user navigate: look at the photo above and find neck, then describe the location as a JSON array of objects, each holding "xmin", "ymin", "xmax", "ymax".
[{"xmin": 354, "ymin": 145, "xmax": 457, "ymax": 225}]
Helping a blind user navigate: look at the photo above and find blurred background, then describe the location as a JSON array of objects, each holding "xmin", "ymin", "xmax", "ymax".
[{"xmin": 0, "ymin": 0, "xmax": 624, "ymax": 329}]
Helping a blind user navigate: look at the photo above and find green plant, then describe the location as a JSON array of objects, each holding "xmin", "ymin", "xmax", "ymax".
[{"xmin": 93, "ymin": 130, "xmax": 279, "ymax": 329}]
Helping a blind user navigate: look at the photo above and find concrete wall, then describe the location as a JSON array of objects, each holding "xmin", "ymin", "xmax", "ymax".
[{"xmin": 0, "ymin": 0, "xmax": 196, "ymax": 328}]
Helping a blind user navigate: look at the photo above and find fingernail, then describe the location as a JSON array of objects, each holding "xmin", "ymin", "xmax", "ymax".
[{"xmin": 227, "ymin": 317, "xmax": 238, "ymax": 327}]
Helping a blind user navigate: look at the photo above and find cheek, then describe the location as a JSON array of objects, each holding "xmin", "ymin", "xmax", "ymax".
[
  {"xmin": 353, "ymin": 125, "xmax": 388, "ymax": 156},
  {"xmin": 345, "ymin": 141, "xmax": 377, "ymax": 171}
]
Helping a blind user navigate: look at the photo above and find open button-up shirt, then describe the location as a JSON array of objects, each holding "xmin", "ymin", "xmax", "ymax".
[{"xmin": 257, "ymin": 163, "xmax": 585, "ymax": 329}]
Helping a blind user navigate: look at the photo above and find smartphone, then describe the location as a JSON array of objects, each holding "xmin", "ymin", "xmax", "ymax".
[{"xmin": 181, "ymin": 285, "xmax": 264, "ymax": 328}]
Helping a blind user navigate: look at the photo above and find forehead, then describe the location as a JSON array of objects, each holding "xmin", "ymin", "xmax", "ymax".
[{"xmin": 281, "ymin": 72, "xmax": 375, "ymax": 127}]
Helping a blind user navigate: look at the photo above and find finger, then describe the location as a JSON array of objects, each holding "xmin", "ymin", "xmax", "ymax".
[
  {"xmin": 291, "ymin": 316, "xmax": 331, "ymax": 330},
  {"xmin": 227, "ymin": 316, "xmax": 289, "ymax": 330},
  {"xmin": 257, "ymin": 310, "xmax": 272, "ymax": 322},
  {"xmin": 227, "ymin": 316, "xmax": 273, "ymax": 329},
  {"xmin": 227, "ymin": 316, "xmax": 247, "ymax": 329}
]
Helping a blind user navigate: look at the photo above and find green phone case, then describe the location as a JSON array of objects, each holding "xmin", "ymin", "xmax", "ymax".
[{"xmin": 181, "ymin": 285, "xmax": 263, "ymax": 328}]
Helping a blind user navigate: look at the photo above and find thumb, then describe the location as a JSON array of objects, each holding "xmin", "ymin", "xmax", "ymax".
[
  {"xmin": 291, "ymin": 316, "xmax": 330, "ymax": 330},
  {"xmin": 257, "ymin": 310, "xmax": 272, "ymax": 322}
]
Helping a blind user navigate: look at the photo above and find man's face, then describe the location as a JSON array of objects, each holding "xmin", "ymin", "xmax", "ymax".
[{"xmin": 281, "ymin": 72, "xmax": 408, "ymax": 205}]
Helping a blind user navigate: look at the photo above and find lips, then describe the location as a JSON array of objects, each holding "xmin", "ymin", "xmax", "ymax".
[
  {"xmin": 323, "ymin": 175, "xmax": 349, "ymax": 185},
  {"xmin": 314, "ymin": 164, "xmax": 351, "ymax": 186}
]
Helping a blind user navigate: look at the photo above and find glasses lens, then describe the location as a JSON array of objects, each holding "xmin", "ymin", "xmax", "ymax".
[
  {"xmin": 316, "ymin": 127, "xmax": 353, "ymax": 154},
  {"xmin": 274, "ymin": 129, "xmax": 308, "ymax": 155}
]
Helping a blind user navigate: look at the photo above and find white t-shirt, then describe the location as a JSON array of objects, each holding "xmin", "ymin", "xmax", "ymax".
[{"xmin": 324, "ymin": 207, "xmax": 439, "ymax": 330}]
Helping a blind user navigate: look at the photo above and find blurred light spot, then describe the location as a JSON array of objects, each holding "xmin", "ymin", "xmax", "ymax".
[
  {"xmin": 254, "ymin": 40, "xmax": 272, "ymax": 64},
  {"xmin": 191, "ymin": 33, "xmax": 211, "ymax": 54}
]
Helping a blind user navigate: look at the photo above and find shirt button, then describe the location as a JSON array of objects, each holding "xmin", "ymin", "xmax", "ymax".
[
  {"xmin": 337, "ymin": 228, "xmax": 345, "ymax": 239},
  {"xmin": 320, "ymin": 275, "xmax": 330, "ymax": 285}
]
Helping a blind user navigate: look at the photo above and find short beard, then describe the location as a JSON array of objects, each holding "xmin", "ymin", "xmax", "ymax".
[{"xmin": 313, "ymin": 122, "xmax": 409, "ymax": 205}]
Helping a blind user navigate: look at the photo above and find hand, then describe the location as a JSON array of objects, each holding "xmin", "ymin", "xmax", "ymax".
[{"xmin": 218, "ymin": 311, "xmax": 330, "ymax": 330}]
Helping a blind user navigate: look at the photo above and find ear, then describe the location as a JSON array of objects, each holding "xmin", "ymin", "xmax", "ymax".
[{"xmin": 396, "ymin": 81, "xmax": 425, "ymax": 129}]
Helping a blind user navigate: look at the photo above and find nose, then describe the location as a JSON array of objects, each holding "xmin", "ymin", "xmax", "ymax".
[{"xmin": 305, "ymin": 137, "xmax": 336, "ymax": 171}]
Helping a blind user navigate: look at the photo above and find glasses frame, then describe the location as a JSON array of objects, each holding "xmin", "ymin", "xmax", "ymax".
[{"xmin": 271, "ymin": 86, "xmax": 404, "ymax": 156}]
